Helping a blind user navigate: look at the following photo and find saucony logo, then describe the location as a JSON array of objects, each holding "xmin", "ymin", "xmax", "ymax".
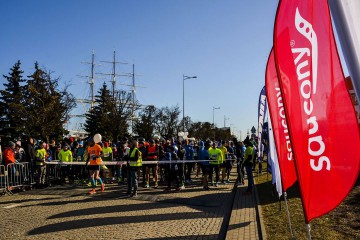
[
  {"xmin": 295, "ymin": 7, "xmax": 318, "ymax": 94},
  {"xmin": 291, "ymin": 7, "xmax": 331, "ymax": 172}
]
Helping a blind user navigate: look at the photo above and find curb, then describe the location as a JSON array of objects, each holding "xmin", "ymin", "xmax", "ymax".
[
  {"xmin": 254, "ymin": 178, "xmax": 267, "ymax": 240},
  {"xmin": 224, "ymin": 176, "xmax": 268, "ymax": 240},
  {"xmin": 219, "ymin": 181, "xmax": 238, "ymax": 240}
]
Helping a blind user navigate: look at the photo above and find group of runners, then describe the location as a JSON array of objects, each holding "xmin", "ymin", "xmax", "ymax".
[{"xmin": 1, "ymin": 135, "xmax": 263, "ymax": 196}]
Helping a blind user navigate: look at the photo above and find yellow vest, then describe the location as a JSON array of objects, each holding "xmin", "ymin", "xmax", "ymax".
[
  {"xmin": 129, "ymin": 148, "xmax": 142, "ymax": 167},
  {"xmin": 58, "ymin": 150, "xmax": 73, "ymax": 163},
  {"xmin": 208, "ymin": 148, "xmax": 223, "ymax": 165},
  {"xmin": 36, "ymin": 148, "xmax": 47, "ymax": 166}
]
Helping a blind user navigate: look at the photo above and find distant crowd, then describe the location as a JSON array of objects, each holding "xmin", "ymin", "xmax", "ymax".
[{"xmin": 1, "ymin": 135, "xmax": 266, "ymax": 196}]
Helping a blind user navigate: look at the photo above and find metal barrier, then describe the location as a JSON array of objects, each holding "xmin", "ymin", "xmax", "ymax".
[
  {"xmin": 21, "ymin": 162, "xmax": 36, "ymax": 187},
  {"xmin": 6, "ymin": 163, "xmax": 24, "ymax": 191},
  {"xmin": 0, "ymin": 159, "xmax": 236, "ymax": 196},
  {"xmin": 0, "ymin": 165, "xmax": 6, "ymax": 194},
  {"xmin": 46, "ymin": 161, "xmax": 62, "ymax": 185}
]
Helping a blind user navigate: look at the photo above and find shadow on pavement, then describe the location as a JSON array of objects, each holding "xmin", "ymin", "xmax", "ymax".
[
  {"xmin": 28, "ymin": 212, "xmax": 216, "ymax": 236},
  {"xmin": 27, "ymin": 190, "xmax": 232, "ymax": 236},
  {"xmin": 138, "ymin": 234, "xmax": 219, "ymax": 240},
  {"xmin": 48, "ymin": 201, "xmax": 174, "ymax": 219},
  {"xmin": 227, "ymin": 221, "xmax": 251, "ymax": 230},
  {"xmin": 47, "ymin": 192, "xmax": 228, "ymax": 220}
]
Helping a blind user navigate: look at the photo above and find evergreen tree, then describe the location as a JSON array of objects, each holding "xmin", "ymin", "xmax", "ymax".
[
  {"xmin": 23, "ymin": 62, "xmax": 76, "ymax": 142},
  {"xmin": 84, "ymin": 85, "xmax": 134, "ymax": 142},
  {"xmin": 133, "ymin": 105, "xmax": 157, "ymax": 140},
  {"xmin": 84, "ymin": 83, "xmax": 114, "ymax": 140},
  {"xmin": 0, "ymin": 61, "xmax": 26, "ymax": 140}
]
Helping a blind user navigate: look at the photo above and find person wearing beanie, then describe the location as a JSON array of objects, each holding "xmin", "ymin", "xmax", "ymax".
[
  {"xmin": 183, "ymin": 139, "xmax": 194, "ymax": 185},
  {"xmin": 3, "ymin": 141, "xmax": 16, "ymax": 191},
  {"xmin": 3, "ymin": 141, "xmax": 16, "ymax": 165},
  {"xmin": 198, "ymin": 141, "xmax": 211, "ymax": 190}
]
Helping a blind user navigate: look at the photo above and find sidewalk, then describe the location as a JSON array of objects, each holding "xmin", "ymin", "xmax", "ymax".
[{"xmin": 226, "ymin": 178, "xmax": 266, "ymax": 240}]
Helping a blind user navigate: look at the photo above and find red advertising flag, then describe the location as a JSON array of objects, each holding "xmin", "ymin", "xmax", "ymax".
[
  {"xmin": 265, "ymin": 48, "xmax": 297, "ymax": 192},
  {"xmin": 274, "ymin": 0, "xmax": 360, "ymax": 223}
]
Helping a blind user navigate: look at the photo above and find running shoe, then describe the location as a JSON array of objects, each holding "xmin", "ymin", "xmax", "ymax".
[
  {"xmin": 88, "ymin": 189, "xmax": 96, "ymax": 195},
  {"xmin": 100, "ymin": 184, "xmax": 105, "ymax": 192}
]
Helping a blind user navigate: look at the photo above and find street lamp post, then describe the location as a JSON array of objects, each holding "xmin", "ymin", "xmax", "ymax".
[
  {"xmin": 183, "ymin": 74, "xmax": 197, "ymax": 131},
  {"xmin": 213, "ymin": 106, "xmax": 220, "ymax": 139},
  {"xmin": 212, "ymin": 106, "xmax": 220, "ymax": 127}
]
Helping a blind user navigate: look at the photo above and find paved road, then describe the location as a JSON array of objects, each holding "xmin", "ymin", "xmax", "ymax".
[{"xmin": 0, "ymin": 173, "xmax": 238, "ymax": 240}]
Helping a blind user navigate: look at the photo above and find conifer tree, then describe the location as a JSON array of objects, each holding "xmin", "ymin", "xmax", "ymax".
[
  {"xmin": 84, "ymin": 83, "xmax": 137, "ymax": 141},
  {"xmin": 0, "ymin": 61, "xmax": 26, "ymax": 140},
  {"xmin": 133, "ymin": 105, "xmax": 157, "ymax": 140},
  {"xmin": 23, "ymin": 62, "xmax": 75, "ymax": 142},
  {"xmin": 84, "ymin": 83, "xmax": 115, "ymax": 140}
]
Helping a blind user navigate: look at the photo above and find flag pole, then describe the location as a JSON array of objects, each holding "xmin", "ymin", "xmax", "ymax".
[
  {"xmin": 284, "ymin": 191, "xmax": 295, "ymax": 239},
  {"xmin": 329, "ymin": 0, "xmax": 360, "ymax": 103},
  {"xmin": 306, "ymin": 224, "xmax": 312, "ymax": 240}
]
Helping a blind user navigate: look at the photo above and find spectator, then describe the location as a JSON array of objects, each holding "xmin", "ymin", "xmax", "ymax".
[
  {"xmin": 15, "ymin": 141, "xmax": 25, "ymax": 162},
  {"xmin": 24, "ymin": 137, "xmax": 36, "ymax": 167},
  {"xmin": 145, "ymin": 139, "xmax": 159, "ymax": 188},
  {"xmin": 137, "ymin": 140, "xmax": 147, "ymax": 187},
  {"xmin": 49, "ymin": 140, "xmax": 57, "ymax": 160},
  {"xmin": 3, "ymin": 141, "xmax": 16, "ymax": 165},
  {"xmin": 243, "ymin": 137, "xmax": 255, "ymax": 194},
  {"xmin": 218, "ymin": 141, "xmax": 228, "ymax": 184},
  {"xmin": 198, "ymin": 141, "xmax": 210, "ymax": 190},
  {"xmin": 183, "ymin": 139, "xmax": 194, "ymax": 185},
  {"xmin": 209, "ymin": 141, "xmax": 223, "ymax": 187},
  {"xmin": 35, "ymin": 142, "xmax": 47, "ymax": 187},
  {"xmin": 258, "ymin": 140, "xmax": 265, "ymax": 174},
  {"xmin": 126, "ymin": 140, "xmax": 142, "ymax": 197},
  {"xmin": 58, "ymin": 144, "xmax": 73, "ymax": 184},
  {"xmin": 225, "ymin": 141, "xmax": 236, "ymax": 183}
]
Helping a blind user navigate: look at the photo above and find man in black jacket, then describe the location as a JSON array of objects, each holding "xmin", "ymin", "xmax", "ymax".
[{"xmin": 24, "ymin": 137, "xmax": 36, "ymax": 166}]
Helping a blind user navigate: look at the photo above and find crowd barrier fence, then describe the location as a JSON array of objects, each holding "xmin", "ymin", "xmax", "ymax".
[
  {"xmin": 0, "ymin": 158, "xmax": 238, "ymax": 195},
  {"xmin": 0, "ymin": 165, "xmax": 6, "ymax": 194}
]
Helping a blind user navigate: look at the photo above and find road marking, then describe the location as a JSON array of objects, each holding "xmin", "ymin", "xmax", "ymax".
[{"xmin": 3, "ymin": 204, "xmax": 22, "ymax": 209}]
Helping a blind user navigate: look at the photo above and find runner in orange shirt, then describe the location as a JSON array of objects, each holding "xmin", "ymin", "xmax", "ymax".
[{"xmin": 86, "ymin": 137, "xmax": 105, "ymax": 194}]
